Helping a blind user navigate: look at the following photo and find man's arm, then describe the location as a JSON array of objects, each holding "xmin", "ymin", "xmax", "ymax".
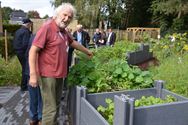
[
  {"xmin": 29, "ymin": 45, "xmax": 40, "ymax": 87},
  {"xmin": 70, "ymin": 40, "xmax": 93, "ymax": 58}
]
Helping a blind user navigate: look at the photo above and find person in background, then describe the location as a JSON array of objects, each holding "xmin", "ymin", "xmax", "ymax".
[
  {"xmin": 29, "ymin": 3, "xmax": 93, "ymax": 125},
  {"xmin": 73, "ymin": 24, "xmax": 90, "ymax": 47},
  {"xmin": 25, "ymin": 34, "xmax": 42, "ymax": 125},
  {"xmin": 13, "ymin": 18, "xmax": 33, "ymax": 91},
  {"xmin": 98, "ymin": 29, "xmax": 107, "ymax": 46},
  {"xmin": 68, "ymin": 24, "xmax": 90, "ymax": 67},
  {"xmin": 92, "ymin": 28, "xmax": 102, "ymax": 48},
  {"xmin": 106, "ymin": 27, "xmax": 116, "ymax": 46}
]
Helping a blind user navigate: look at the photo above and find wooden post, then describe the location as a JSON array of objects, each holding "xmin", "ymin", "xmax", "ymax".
[
  {"xmin": 4, "ymin": 29, "xmax": 8, "ymax": 63},
  {"xmin": 0, "ymin": 1, "xmax": 3, "ymax": 35}
]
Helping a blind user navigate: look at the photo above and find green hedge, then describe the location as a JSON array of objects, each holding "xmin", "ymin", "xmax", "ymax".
[
  {"xmin": 3, "ymin": 24, "xmax": 21, "ymax": 35},
  {"xmin": 0, "ymin": 36, "xmax": 15, "ymax": 58}
]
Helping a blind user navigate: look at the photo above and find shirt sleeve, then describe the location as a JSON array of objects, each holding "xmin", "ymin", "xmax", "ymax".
[{"xmin": 32, "ymin": 25, "xmax": 49, "ymax": 49}]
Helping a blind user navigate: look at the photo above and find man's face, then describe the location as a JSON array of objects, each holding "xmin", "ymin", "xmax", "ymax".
[
  {"xmin": 77, "ymin": 27, "xmax": 82, "ymax": 32},
  {"xmin": 96, "ymin": 28, "xmax": 99, "ymax": 33},
  {"xmin": 56, "ymin": 8, "xmax": 73, "ymax": 29},
  {"xmin": 108, "ymin": 28, "xmax": 112, "ymax": 32}
]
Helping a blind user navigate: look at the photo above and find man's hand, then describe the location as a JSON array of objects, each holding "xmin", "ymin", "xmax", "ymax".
[
  {"xmin": 29, "ymin": 73, "xmax": 38, "ymax": 87},
  {"xmin": 70, "ymin": 40, "xmax": 94, "ymax": 58},
  {"xmin": 87, "ymin": 50, "xmax": 93, "ymax": 59}
]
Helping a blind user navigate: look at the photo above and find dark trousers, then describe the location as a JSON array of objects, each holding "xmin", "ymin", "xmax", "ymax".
[
  {"xmin": 16, "ymin": 51, "xmax": 28, "ymax": 91},
  {"xmin": 68, "ymin": 47, "xmax": 74, "ymax": 69},
  {"xmin": 28, "ymin": 84, "xmax": 43, "ymax": 121}
]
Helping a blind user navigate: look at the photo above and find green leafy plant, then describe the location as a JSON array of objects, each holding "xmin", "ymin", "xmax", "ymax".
[
  {"xmin": 145, "ymin": 33, "xmax": 188, "ymax": 60},
  {"xmin": 68, "ymin": 41, "xmax": 153, "ymax": 93},
  {"xmin": 150, "ymin": 54, "xmax": 188, "ymax": 97},
  {"xmin": 97, "ymin": 95, "xmax": 177, "ymax": 124},
  {"xmin": 97, "ymin": 98, "xmax": 114, "ymax": 125},
  {"xmin": 135, "ymin": 95, "xmax": 177, "ymax": 107},
  {"xmin": 0, "ymin": 56, "xmax": 21, "ymax": 86}
]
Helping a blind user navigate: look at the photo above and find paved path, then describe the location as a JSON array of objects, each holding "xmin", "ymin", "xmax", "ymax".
[
  {"xmin": 0, "ymin": 87, "xmax": 29, "ymax": 125},
  {"xmin": 0, "ymin": 87, "xmax": 70, "ymax": 125}
]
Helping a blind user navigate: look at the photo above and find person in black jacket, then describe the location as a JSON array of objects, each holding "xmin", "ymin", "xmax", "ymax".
[
  {"xmin": 92, "ymin": 28, "xmax": 102, "ymax": 48},
  {"xmin": 73, "ymin": 24, "xmax": 90, "ymax": 47},
  {"xmin": 13, "ymin": 18, "xmax": 33, "ymax": 91},
  {"xmin": 68, "ymin": 24, "xmax": 90, "ymax": 67},
  {"xmin": 106, "ymin": 27, "xmax": 116, "ymax": 46}
]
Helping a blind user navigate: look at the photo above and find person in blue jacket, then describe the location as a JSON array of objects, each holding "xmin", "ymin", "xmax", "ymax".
[
  {"xmin": 13, "ymin": 18, "xmax": 33, "ymax": 91},
  {"xmin": 25, "ymin": 34, "xmax": 42, "ymax": 125}
]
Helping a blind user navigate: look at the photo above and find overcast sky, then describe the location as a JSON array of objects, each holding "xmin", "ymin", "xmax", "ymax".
[{"xmin": 0, "ymin": 0, "xmax": 55, "ymax": 17}]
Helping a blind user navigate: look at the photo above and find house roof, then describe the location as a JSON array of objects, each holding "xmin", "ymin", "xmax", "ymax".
[{"xmin": 10, "ymin": 11, "xmax": 27, "ymax": 18}]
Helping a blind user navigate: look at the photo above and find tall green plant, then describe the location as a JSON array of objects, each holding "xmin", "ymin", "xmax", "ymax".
[
  {"xmin": 0, "ymin": 56, "xmax": 21, "ymax": 86},
  {"xmin": 150, "ymin": 54, "xmax": 188, "ymax": 97}
]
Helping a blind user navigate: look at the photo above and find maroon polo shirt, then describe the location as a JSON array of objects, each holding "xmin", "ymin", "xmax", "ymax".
[{"xmin": 32, "ymin": 19, "xmax": 73, "ymax": 78}]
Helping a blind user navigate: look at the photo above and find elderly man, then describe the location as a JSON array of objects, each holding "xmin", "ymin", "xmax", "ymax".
[
  {"xmin": 73, "ymin": 24, "xmax": 90, "ymax": 47},
  {"xmin": 13, "ymin": 18, "xmax": 33, "ymax": 91},
  {"xmin": 29, "ymin": 3, "xmax": 93, "ymax": 125},
  {"xmin": 68, "ymin": 24, "xmax": 90, "ymax": 67}
]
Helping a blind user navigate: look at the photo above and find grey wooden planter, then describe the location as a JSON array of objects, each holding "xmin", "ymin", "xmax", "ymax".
[
  {"xmin": 71, "ymin": 80, "xmax": 188, "ymax": 125},
  {"xmin": 127, "ymin": 44, "xmax": 153, "ymax": 65}
]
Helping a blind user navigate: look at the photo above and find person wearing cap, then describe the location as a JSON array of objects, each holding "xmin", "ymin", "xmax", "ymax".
[
  {"xmin": 13, "ymin": 18, "xmax": 33, "ymax": 91},
  {"xmin": 29, "ymin": 3, "xmax": 93, "ymax": 125}
]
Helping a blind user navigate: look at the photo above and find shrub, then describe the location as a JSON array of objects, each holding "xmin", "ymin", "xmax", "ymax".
[
  {"xmin": 0, "ymin": 56, "xmax": 21, "ymax": 86},
  {"xmin": 0, "ymin": 36, "xmax": 15, "ymax": 58},
  {"xmin": 3, "ymin": 24, "xmax": 21, "ymax": 35}
]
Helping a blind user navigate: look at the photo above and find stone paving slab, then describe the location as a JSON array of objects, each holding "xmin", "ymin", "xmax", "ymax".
[
  {"xmin": 0, "ymin": 87, "xmax": 29, "ymax": 125},
  {"xmin": 0, "ymin": 87, "xmax": 70, "ymax": 125},
  {"xmin": 0, "ymin": 87, "xmax": 20, "ymax": 105}
]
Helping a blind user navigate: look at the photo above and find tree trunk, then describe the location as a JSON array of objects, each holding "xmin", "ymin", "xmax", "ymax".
[{"xmin": 177, "ymin": 4, "xmax": 182, "ymax": 19}]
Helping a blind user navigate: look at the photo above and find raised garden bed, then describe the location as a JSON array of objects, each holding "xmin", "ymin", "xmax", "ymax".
[{"xmin": 71, "ymin": 80, "xmax": 188, "ymax": 125}]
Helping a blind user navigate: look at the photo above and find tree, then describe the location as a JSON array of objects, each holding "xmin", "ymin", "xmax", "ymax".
[
  {"xmin": 42, "ymin": 14, "xmax": 49, "ymax": 19},
  {"xmin": 151, "ymin": 0, "xmax": 188, "ymax": 19},
  {"xmin": 27, "ymin": 10, "xmax": 40, "ymax": 19},
  {"xmin": 50, "ymin": 0, "xmax": 76, "ymax": 7},
  {"xmin": 50, "ymin": 0, "xmax": 155, "ymax": 29},
  {"xmin": 150, "ymin": 0, "xmax": 188, "ymax": 31},
  {"xmin": 1, "ymin": 7, "xmax": 13, "ymax": 24}
]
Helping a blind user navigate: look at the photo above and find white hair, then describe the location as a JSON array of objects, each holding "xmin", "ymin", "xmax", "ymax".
[
  {"xmin": 53, "ymin": 3, "xmax": 76, "ymax": 20},
  {"xmin": 77, "ymin": 24, "xmax": 83, "ymax": 28}
]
